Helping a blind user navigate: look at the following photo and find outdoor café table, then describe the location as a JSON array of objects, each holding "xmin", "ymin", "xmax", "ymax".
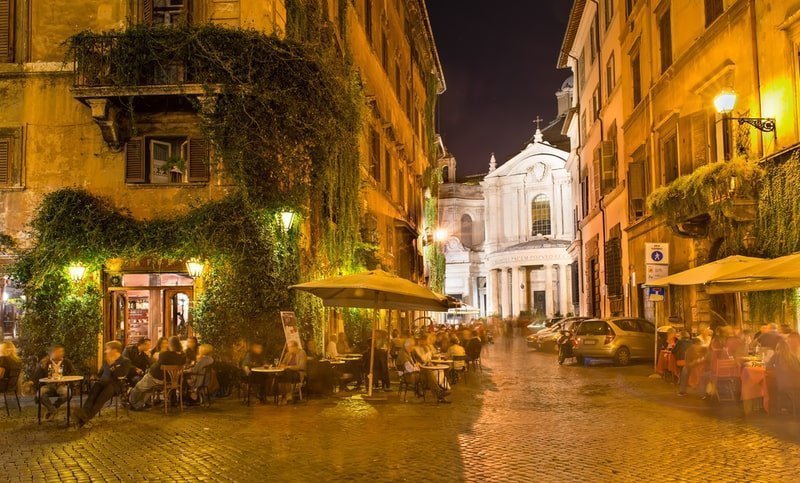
[
  {"xmin": 251, "ymin": 367, "xmax": 285, "ymax": 406},
  {"xmin": 421, "ymin": 364, "xmax": 451, "ymax": 389},
  {"xmin": 741, "ymin": 365, "xmax": 769, "ymax": 414},
  {"xmin": 37, "ymin": 375, "xmax": 84, "ymax": 425}
]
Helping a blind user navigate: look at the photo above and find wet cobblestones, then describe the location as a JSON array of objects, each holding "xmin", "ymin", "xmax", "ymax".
[{"xmin": 1, "ymin": 336, "xmax": 799, "ymax": 481}]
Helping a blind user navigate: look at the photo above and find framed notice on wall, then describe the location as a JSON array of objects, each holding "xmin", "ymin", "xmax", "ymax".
[{"xmin": 280, "ymin": 311, "xmax": 302, "ymax": 348}]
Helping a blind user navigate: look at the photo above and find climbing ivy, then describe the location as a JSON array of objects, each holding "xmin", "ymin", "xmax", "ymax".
[{"xmin": 14, "ymin": 6, "xmax": 366, "ymax": 364}]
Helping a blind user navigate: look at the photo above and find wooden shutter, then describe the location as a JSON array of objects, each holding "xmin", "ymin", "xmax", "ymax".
[
  {"xmin": 142, "ymin": 0, "xmax": 154, "ymax": 25},
  {"xmin": 678, "ymin": 116, "xmax": 693, "ymax": 177},
  {"xmin": 628, "ymin": 160, "xmax": 646, "ymax": 219},
  {"xmin": 600, "ymin": 139, "xmax": 616, "ymax": 193},
  {"xmin": 187, "ymin": 137, "xmax": 210, "ymax": 182},
  {"xmin": 0, "ymin": 0, "xmax": 13, "ymax": 62},
  {"xmin": 125, "ymin": 138, "xmax": 146, "ymax": 183},
  {"xmin": 592, "ymin": 147, "xmax": 601, "ymax": 207},
  {"xmin": 691, "ymin": 112, "xmax": 708, "ymax": 170},
  {"xmin": 0, "ymin": 137, "xmax": 9, "ymax": 184}
]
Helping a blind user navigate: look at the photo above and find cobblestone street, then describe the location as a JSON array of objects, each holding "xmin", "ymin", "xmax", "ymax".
[{"xmin": 2, "ymin": 336, "xmax": 800, "ymax": 482}]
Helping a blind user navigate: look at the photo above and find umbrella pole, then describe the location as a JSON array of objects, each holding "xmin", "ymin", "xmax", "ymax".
[{"xmin": 368, "ymin": 307, "xmax": 377, "ymax": 397}]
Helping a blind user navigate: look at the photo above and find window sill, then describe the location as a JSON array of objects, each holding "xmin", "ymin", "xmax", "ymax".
[
  {"xmin": 0, "ymin": 186, "xmax": 25, "ymax": 192},
  {"xmin": 125, "ymin": 183, "xmax": 208, "ymax": 189}
]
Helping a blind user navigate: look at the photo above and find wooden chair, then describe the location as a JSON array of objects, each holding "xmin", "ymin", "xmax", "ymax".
[
  {"xmin": 160, "ymin": 365, "xmax": 184, "ymax": 414},
  {"xmin": 0, "ymin": 368, "xmax": 22, "ymax": 416},
  {"xmin": 711, "ymin": 359, "xmax": 741, "ymax": 402},
  {"xmin": 196, "ymin": 366, "xmax": 214, "ymax": 407}
]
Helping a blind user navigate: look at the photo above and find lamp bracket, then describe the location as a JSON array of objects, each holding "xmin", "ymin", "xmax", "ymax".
[{"xmin": 734, "ymin": 117, "xmax": 776, "ymax": 133}]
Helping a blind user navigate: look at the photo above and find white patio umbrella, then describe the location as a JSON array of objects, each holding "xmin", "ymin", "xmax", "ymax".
[
  {"xmin": 291, "ymin": 269, "xmax": 451, "ymax": 397},
  {"xmin": 706, "ymin": 252, "xmax": 800, "ymax": 294}
]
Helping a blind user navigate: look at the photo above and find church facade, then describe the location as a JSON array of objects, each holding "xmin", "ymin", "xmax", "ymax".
[{"xmin": 439, "ymin": 79, "xmax": 578, "ymax": 320}]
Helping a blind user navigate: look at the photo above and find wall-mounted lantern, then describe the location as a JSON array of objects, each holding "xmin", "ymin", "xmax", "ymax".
[{"xmin": 68, "ymin": 263, "xmax": 87, "ymax": 283}]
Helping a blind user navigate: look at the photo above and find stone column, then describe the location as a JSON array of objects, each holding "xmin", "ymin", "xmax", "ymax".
[
  {"xmin": 487, "ymin": 269, "xmax": 497, "ymax": 316},
  {"xmin": 544, "ymin": 264, "xmax": 554, "ymax": 316},
  {"xmin": 499, "ymin": 268, "xmax": 510, "ymax": 318},
  {"xmin": 519, "ymin": 266, "xmax": 530, "ymax": 313},
  {"xmin": 559, "ymin": 264, "xmax": 570, "ymax": 316},
  {"xmin": 511, "ymin": 265, "xmax": 521, "ymax": 317}
]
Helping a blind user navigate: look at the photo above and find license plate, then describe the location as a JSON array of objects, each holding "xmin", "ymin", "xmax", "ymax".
[{"xmin": 583, "ymin": 340, "xmax": 597, "ymax": 345}]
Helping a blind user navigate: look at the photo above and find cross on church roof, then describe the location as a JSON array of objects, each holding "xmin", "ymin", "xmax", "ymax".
[{"xmin": 533, "ymin": 116, "xmax": 544, "ymax": 130}]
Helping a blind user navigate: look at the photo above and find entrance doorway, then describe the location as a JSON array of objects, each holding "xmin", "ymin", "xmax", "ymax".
[
  {"xmin": 107, "ymin": 273, "xmax": 194, "ymax": 344},
  {"xmin": 533, "ymin": 291, "xmax": 546, "ymax": 318}
]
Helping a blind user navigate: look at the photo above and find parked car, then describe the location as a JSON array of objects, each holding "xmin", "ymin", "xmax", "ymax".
[
  {"xmin": 526, "ymin": 317, "xmax": 562, "ymax": 335},
  {"xmin": 531, "ymin": 317, "xmax": 589, "ymax": 352},
  {"xmin": 573, "ymin": 318, "xmax": 656, "ymax": 366}
]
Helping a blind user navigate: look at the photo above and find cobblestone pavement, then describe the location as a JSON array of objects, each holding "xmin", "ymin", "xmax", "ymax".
[{"xmin": 2, "ymin": 336, "xmax": 800, "ymax": 482}]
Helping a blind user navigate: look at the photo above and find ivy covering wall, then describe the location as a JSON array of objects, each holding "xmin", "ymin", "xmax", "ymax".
[{"xmin": 13, "ymin": 7, "xmax": 365, "ymax": 365}]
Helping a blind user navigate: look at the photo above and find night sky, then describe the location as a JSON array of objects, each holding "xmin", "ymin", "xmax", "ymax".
[{"xmin": 427, "ymin": 1, "xmax": 573, "ymax": 178}]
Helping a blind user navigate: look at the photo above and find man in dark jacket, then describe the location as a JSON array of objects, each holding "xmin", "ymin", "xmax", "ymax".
[
  {"xmin": 34, "ymin": 344, "xmax": 77, "ymax": 421},
  {"xmin": 466, "ymin": 331, "xmax": 483, "ymax": 361},
  {"xmin": 129, "ymin": 336, "xmax": 186, "ymax": 409},
  {"xmin": 122, "ymin": 337, "xmax": 151, "ymax": 384},
  {"xmin": 75, "ymin": 341, "xmax": 131, "ymax": 427}
]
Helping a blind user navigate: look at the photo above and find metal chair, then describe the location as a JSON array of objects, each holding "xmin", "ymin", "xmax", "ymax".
[
  {"xmin": 0, "ymin": 368, "xmax": 22, "ymax": 416},
  {"xmin": 160, "ymin": 365, "xmax": 184, "ymax": 414}
]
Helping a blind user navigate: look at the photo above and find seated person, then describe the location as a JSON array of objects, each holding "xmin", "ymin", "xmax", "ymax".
[
  {"xmin": 661, "ymin": 328, "xmax": 678, "ymax": 351},
  {"xmin": 412, "ymin": 337, "xmax": 433, "ymax": 365},
  {"xmin": 75, "ymin": 341, "xmax": 131, "ymax": 428},
  {"xmin": 446, "ymin": 337, "xmax": 467, "ymax": 370},
  {"xmin": 306, "ymin": 339, "xmax": 321, "ymax": 360},
  {"xmin": 279, "ymin": 341, "xmax": 307, "ymax": 404},
  {"xmin": 184, "ymin": 336, "xmax": 199, "ymax": 364},
  {"xmin": 122, "ymin": 337, "xmax": 151, "ymax": 384},
  {"xmin": 185, "ymin": 344, "xmax": 214, "ymax": 403},
  {"xmin": 129, "ymin": 337, "xmax": 186, "ymax": 410},
  {"xmin": 326, "ymin": 335, "xmax": 339, "ymax": 359},
  {"xmin": 466, "ymin": 331, "xmax": 483, "ymax": 361},
  {"xmin": 397, "ymin": 339, "xmax": 449, "ymax": 403},
  {"xmin": 241, "ymin": 342, "xmax": 267, "ymax": 402},
  {"xmin": 33, "ymin": 344, "xmax": 76, "ymax": 421},
  {"xmin": 149, "ymin": 337, "xmax": 169, "ymax": 363},
  {"xmin": 336, "ymin": 332, "xmax": 351, "ymax": 355},
  {"xmin": 0, "ymin": 341, "xmax": 22, "ymax": 378}
]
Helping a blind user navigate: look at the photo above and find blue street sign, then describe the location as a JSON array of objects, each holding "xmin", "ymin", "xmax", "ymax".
[{"xmin": 650, "ymin": 251, "xmax": 664, "ymax": 262}]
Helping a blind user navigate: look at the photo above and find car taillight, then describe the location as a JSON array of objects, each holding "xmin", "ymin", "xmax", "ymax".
[{"xmin": 604, "ymin": 331, "xmax": 615, "ymax": 345}]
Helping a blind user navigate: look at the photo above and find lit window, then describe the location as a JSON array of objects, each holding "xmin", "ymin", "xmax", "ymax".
[{"xmin": 531, "ymin": 195, "xmax": 552, "ymax": 236}]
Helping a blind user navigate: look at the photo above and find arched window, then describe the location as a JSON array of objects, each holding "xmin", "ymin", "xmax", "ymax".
[
  {"xmin": 531, "ymin": 194, "xmax": 552, "ymax": 236},
  {"xmin": 460, "ymin": 214, "xmax": 473, "ymax": 248}
]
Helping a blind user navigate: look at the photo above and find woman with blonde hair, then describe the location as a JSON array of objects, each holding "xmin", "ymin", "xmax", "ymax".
[{"xmin": 0, "ymin": 341, "xmax": 22, "ymax": 378}]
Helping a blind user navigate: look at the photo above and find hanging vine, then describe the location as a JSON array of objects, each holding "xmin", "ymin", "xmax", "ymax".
[{"xmin": 14, "ymin": 7, "xmax": 364, "ymax": 364}]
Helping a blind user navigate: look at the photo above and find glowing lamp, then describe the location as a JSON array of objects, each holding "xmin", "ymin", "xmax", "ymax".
[
  {"xmin": 714, "ymin": 90, "xmax": 737, "ymax": 115},
  {"xmin": 68, "ymin": 263, "xmax": 87, "ymax": 283},
  {"xmin": 433, "ymin": 228, "xmax": 448, "ymax": 243},
  {"xmin": 280, "ymin": 211, "xmax": 296, "ymax": 232},
  {"xmin": 186, "ymin": 258, "xmax": 205, "ymax": 279}
]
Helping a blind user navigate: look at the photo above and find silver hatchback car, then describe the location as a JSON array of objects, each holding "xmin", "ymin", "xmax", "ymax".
[{"xmin": 573, "ymin": 318, "xmax": 655, "ymax": 366}]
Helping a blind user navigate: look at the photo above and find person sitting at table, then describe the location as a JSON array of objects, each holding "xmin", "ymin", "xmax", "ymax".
[
  {"xmin": 754, "ymin": 323, "xmax": 782, "ymax": 350},
  {"xmin": 34, "ymin": 344, "xmax": 76, "ymax": 421},
  {"xmin": 466, "ymin": 330, "xmax": 483, "ymax": 362},
  {"xmin": 185, "ymin": 344, "xmax": 214, "ymax": 404},
  {"xmin": 75, "ymin": 341, "xmax": 131, "ymax": 428},
  {"xmin": 123, "ymin": 337, "xmax": 151, "ymax": 385},
  {"xmin": 306, "ymin": 339, "xmax": 321, "ymax": 360},
  {"xmin": 412, "ymin": 337, "xmax": 433, "ymax": 365},
  {"xmin": 279, "ymin": 340, "xmax": 307, "ymax": 404},
  {"xmin": 696, "ymin": 324, "xmax": 713, "ymax": 347},
  {"xmin": 677, "ymin": 338, "xmax": 706, "ymax": 396},
  {"xmin": 185, "ymin": 336, "xmax": 199, "ymax": 364},
  {"xmin": 397, "ymin": 338, "xmax": 449, "ymax": 403},
  {"xmin": 660, "ymin": 328, "xmax": 678, "ymax": 351},
  {"xmin": 150, "ymin": 337, "xmax": 169, "ymax": 362},
  {"xmin": 241, "ymin": 342, "xmax": 267, "ymax": 402},
  {"xmin": 326, "ymin": 335, "xmax": 339, "ymax": 359},
  {"xmin": 0, "ymin": 341, "xmax": 21, "ymax": 378},
  {"xmin": 129, "ymin": 336, "xmax": 186, "ymax": 410},
  {"xmin": 446, "ymin": 337, "xmax": 467, "ymax": 371},
  {"xmin": 336, "ymin": 332, "xmax": 351, "ymax": 355}
]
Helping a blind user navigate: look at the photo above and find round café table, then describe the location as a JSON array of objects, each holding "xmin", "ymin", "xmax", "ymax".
[
  {"xmin": 422, "ymin": 364, "xmax": 451, "ymax": 390},
  {"xmin": 38, "ymin": 375, "xmax": 84, "ymax": 425},
  {"xmin": 251, "ymin": 367, "xmax": 285, "ymax": 406}
]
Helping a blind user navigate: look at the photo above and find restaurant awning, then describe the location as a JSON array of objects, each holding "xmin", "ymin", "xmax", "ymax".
[
  {"xmin": 646, "ymin": 255, "xmax": 764, "ymax": 287},
  {"xmin": 706, "ymin": 252, "xmax": 800, "ymax": 294}
]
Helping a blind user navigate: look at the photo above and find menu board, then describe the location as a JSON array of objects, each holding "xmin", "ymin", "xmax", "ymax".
[{"xmin": 127, "ymin": 296, "xmax": 150, "ymax": 344}]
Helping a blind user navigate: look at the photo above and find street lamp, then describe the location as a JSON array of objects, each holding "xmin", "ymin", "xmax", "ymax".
[
  {"xmin": 433, "ymin": 228, "xmax": 447, "ymax": 243},
  {"xmin": 68, "ymin": 263, "xmax": 87, "ymax": 283},
  {"xmin": 280, "ymin": 210, "xmax": 296, "ymax": 233},
  {"xmin": 186, "ymin": 258, "xmax": 205, "ymax": 279},
  {"xmin": 714, "ymin": 89, "xmax": 776, "ymax": 133}
]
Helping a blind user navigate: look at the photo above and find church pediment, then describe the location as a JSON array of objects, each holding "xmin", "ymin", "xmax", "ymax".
[{"xmin": 484, "ymin": 140, "xmax": 568, "ymax": 180}]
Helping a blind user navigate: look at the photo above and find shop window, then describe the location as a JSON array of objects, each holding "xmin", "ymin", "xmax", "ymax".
[
  {"xmin": 531, "ymin": 194, "xmax": 552, "ymax": 236},
  {"xmin": 125, "ymin": 135, "xmax": 209, "ymax": 184},
  {"xmin": 704, "ymin": 0, "xmax": 724, "ymax": 27},
  {"xmin": 0, "ymin": 0, "xmax": 14, "ymax": 62},
  {"xmin": 658, "ymin": 8, "xmax": 673, "ymax": 73},
  {"xmin": 0, "ymin": 127, "xmax": 22, "ymax": 188}
]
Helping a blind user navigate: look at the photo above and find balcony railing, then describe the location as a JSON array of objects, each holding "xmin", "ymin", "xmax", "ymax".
[{"xmin": 72, "ymin": 31, "xmax": 202, "ymax": 89}]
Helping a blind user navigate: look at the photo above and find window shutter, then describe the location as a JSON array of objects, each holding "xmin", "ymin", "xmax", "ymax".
[
  {"xmin": 691, "ymin": 112, "xmax": 708, "ymax": 170},
  {"xmin": 142, "ymin": 0, "xmax": 154, "ymax": 25},
  {"xmin": 628, "ymin": 161, "xmax": 646, "ymax": 219},
  {"xmin": 187, "ymin": 137, "xmax": 210, "ymax": 182},
  {"xmin": 678, "ymin": 116, "xmax": 694, "ymax": 177},
  {"xmin": 125, "ymin": 138, "xmax": 146, "ymax": 183},
  {"xmin": 593, "ymin": 147, "xmax": 602, "ymax": 207},
  {"xmin": 0, "ymin": 0, "xmax": 13, "ymax": 62},
  {"xmin": 600, "ymin": 139, "xmax": 616, "ymax": 193},
  {"xmin": 0, "ymin": 137, "xmax": 9, "ymax": 184}
]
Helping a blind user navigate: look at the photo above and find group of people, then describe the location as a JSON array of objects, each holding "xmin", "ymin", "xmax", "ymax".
[
  {"xmin": 659, "ymin": 322, "xmax": 800, "ymax": 398},
  {"xmin": 241, "ymin": 340, "xmax": 307, "ymax": 405}
]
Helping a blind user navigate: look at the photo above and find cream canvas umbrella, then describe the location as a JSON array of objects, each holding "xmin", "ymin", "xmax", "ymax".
[
  {"xmin": 706, "ymin": 252, "xmax": 800, "ymax": 294},
  {"xmin": 646, "ymin": 255, "xmax": 764, "ymax": 287},
  {"xmin": 291, "ymin": 269, "xmax": 451, "ymax": 397}
]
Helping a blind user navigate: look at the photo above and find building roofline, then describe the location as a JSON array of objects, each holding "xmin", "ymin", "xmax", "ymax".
[
  {"xmin": 557, "ymin": 0, "xmax": 587, "ymax": 69},
  {"xmin": 418, "ymin": 0, "xmax": 446, "ymax": 94}
]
